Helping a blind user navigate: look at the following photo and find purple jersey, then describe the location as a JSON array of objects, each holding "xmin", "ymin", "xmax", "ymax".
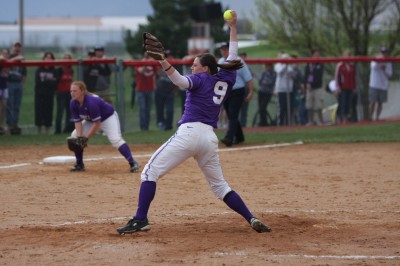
[
  {"xmin": 178, "ymin": 69, "xmax": 236, "ymax": 128},
  {"xmin": 70, "ymin": 94, "xmax": 114, "ymax": 122}
]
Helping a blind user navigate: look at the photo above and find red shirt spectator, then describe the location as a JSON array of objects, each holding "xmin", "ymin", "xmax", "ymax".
[
  {"xmin": 57, "ymin": 66, "xmax": 73, "ymax": 93},
  {"xmin": 335, "ymin": 51, "xmax": 357, "ymax": 124},
  {"xmin": 135, "ymin": 55, "xmax": 157, "ymax": 92},
  {"xmin": 335, "ymin": 54, "xmax": 356, "ymax": 91}
]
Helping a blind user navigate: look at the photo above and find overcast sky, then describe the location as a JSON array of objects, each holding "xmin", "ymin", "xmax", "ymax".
[{"xmin": 0, "ymin": 0, "xmax": 256, "ymax": 22}]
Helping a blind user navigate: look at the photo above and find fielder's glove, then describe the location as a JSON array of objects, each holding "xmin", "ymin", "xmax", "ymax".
[
  {"xmin": 67, "ymin": 137, "xmax": 88, "ymax": 152},
  {"xmin": 143, "ymin": 32, "xmax": 165, "ymax": 61}
]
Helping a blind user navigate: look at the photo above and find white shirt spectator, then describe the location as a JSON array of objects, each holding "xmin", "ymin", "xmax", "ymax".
[
  {"xmin": 274, "ymin": 54, "xmax": 294, "ymax": 93},
  {"xmin": 369, "ymin": 60, "xmax": 392, "ymax": 90}
]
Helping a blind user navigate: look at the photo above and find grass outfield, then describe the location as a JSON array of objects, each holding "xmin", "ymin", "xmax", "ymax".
[{"xmin": 0, "ymin": 121, "xmax": 399, "ymax": 146}]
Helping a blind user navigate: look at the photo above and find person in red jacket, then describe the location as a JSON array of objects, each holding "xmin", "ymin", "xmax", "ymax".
[
  {"xmin": 55, "ymin": 53, "xmax": 74, "ymax": 134},
  {"xmin": 135, "ymin": 53, "xmax": 158, "ymax": 130},
  {"xmin": 335, "ymin": 50, "xmax": 356, "ymax": 124}
]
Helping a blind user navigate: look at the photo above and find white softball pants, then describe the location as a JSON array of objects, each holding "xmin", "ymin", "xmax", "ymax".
[
  {"xmin": 71, "ymin": 111, "xmax": 126, "ymax": 148},
  {"xmin": 141, "ymin": 122, "xmax": 232, "ymax": 199}
]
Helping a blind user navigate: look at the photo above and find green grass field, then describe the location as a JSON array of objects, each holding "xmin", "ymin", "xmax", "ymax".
[{"xmin": 0, "ymin": 122, "xmax": 399, "ymax": 146}]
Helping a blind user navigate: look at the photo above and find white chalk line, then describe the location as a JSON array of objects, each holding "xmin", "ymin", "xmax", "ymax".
[
  {"xmin": 218, "ymin": 140, "xmax": 304, "ymax": 152},
  {"xmin": 263, "ymin": 208, "xmax": 400, "ymax": 214},
  {"xmin": 0, "ymin": 141, "xmax": 303, "ymax": 169},
  {"xmin": 214, "ymin": 252, "xmax": 400, "ymax": 260},
  {"xmin": 0, "ymin": 163, "xmax": 32, "ymax": 169}
]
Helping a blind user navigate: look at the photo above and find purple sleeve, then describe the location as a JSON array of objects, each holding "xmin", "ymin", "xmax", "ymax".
[{"xmin": 70, "ymin": 100, "xmax": 81, "ymax": 122}]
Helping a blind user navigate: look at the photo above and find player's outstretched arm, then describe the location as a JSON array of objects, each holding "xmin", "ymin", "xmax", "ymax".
[
  {"xmin": 225, "ymin": 10, "xmax": 238, "ymax": 43},
  {"xmin": 226, "ymin": 10, "xmax": 238, "ymax": 61}
]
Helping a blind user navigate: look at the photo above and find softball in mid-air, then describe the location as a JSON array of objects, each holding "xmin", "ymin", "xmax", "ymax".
[{"xmin": 223, "ymin": 10, "xmax": 233, "ymax": 21}]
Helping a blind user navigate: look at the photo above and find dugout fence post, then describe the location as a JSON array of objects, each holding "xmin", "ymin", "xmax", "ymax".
[
  {"xmin": 116, "ymin": 59, "xmax": 126, "ymax": 132},
  {"xmin": 286, "ymin": 69, "xmax": 291, "ymax": 126},
  {"xmin": 354, "ymin": 62, "xmax": 362, "ymax": 122}
]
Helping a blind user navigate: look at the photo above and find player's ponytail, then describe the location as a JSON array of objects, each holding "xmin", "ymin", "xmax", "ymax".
[
  {"xmin": 197, "ymin": 53, "xmax": 243, "ymax": 75},
  {"xmin": 217, "ymin": 60, "xmax": 244, "ymax": 71}
]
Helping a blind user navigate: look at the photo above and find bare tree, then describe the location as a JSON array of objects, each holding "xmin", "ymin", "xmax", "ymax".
[
  {"xmin": 254, "ymin": 0, "xmax": 399, "ymax": 120},
  {"xmin": 384, "ymin": 0, "xmax": 400, "ymax": 56}
]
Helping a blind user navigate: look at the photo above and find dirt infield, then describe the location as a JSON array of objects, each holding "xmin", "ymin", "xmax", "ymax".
[{"xmin": 0, "ymin": 142, "xmax": 399, "ymax": 265}]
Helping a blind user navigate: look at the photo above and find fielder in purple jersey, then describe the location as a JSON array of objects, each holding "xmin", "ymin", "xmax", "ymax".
[
  {"xmin": 69, "ymin": 81, "xmax": 140, "ymax": 173},
  {"xmin": 117, "ymin": 11, "xmax": 271, "ymax": 234}
]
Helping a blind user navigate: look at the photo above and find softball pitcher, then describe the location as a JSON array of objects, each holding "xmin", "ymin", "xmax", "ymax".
[
  {"xmin": 117, "ymin": 11, "xmax": 271, "ymax": 234},
  {"xmin": 69, "ymin": 81, "xmax": 140, "ymax": 173}
]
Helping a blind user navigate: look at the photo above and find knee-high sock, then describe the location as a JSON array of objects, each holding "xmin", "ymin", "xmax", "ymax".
[
  {"xmin": 223, "ymin": 191, "xmax": 253, "ymax": 223},
  {"xmin": 75, "ymin": 150, "xmax": 83, "ymax": 165},
  {"xmin": 118, "ymin": 143, "xmax": 134, "ymax": 163},
  {"xmin": 135, "ymin": 181, "xmax": 156, "ymax": 220}
]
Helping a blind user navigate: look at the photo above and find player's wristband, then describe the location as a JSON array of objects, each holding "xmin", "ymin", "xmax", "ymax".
[{"xmin": 164, "ymin": 65, "xmax": 173, "ymax": 72}]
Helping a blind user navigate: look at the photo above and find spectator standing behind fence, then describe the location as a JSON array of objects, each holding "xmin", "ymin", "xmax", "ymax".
[
  {"xmin": 83, "ymin": 49, "xmax": 98, "ymax": 92},
  {"xmin": 369, "ymin": 47, "xmax": 393, "ymax": 121},
  {"xmin": 135, "ymin": 53, "xmax": 157, "ymax": 131},
  {"xmin": 155, "ymin": 51, "xmax": 177, "ymax": 131},
  {"xmin": 304, "ymin": 49, "xmax": 324, "ymax": 126},
  {"xmin": 7, "ymin": 41, "xmax": 26, "ymax": 135},
  {"xmin": 274, "ymin": 53, "xmax": 294, "ymax": 126},
  {"xmin": 219, "ymin": 42, "xmax": 254, "ymax": 146},
  {"xmin": 55, "ymin": 53, "xmax": 74, "ymax": 134},
  {"xmin": 239, "ymin": 52, "xmax": 252, "ymax": 127},
  {"xmin": 34, "ymin": 52, "xmax": 58, "ymax": 135},
  {"xmin": 291, "ymin": 55, "xmax": 306, "ymax": 125},
  {"xmin": 335, "ymin": 50, "xmax": 356, "ymax": 124},
  {"xmin": 258, "ymin": 63, "xmax": 276, "ymax": 126},
  {"xmin": 93, "ymin": 46, "xmax": 112, "ymax": 103},
  {"xmin": 0, "ymin": 48, "xmax": 10, "ymax": 135}
]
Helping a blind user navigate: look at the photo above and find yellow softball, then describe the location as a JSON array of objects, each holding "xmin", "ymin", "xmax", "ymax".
[{"xmin": 223, "ymin": 10, "xmax": 233, "ymax": 21}]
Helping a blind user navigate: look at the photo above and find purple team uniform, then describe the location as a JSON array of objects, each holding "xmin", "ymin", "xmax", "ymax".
[
  {"xmin": 70, "ymin": 94, "xmax": 114, "ymax": 123},
  {"xmin": 69, "ymin": 93, "xmax": 140, "ymax": 173},
  {"xmin": 179, "ymin": 69, "xmax": 236, "ymax": 128}
]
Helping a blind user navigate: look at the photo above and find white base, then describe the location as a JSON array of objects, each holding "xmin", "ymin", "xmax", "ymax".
[{"xmin": 43, "ymin": 156, "xmax": 76, "ymax": 164}]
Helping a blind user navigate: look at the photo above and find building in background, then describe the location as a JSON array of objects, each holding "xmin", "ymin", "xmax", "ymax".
[{"xmin": 0, "ymin": 16, "xmax": 147, "ymax": 56}]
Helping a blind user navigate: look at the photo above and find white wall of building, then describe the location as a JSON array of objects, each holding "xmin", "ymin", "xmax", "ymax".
[{"xmin": 0, "ymin": 16, "xmax": 147, "ymax": 49}]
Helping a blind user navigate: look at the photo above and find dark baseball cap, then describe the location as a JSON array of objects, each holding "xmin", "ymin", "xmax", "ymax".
[
  {"xmin": 219, "ymin": 42, "xmax": 229, "ymax": 49},
  {"xmin": 87, "ymin": 48, "xmax": 95, "ymax": 56},
  {"xmin": 94, "ymin": 45, "xmax": 104, "ymax": 51}
]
